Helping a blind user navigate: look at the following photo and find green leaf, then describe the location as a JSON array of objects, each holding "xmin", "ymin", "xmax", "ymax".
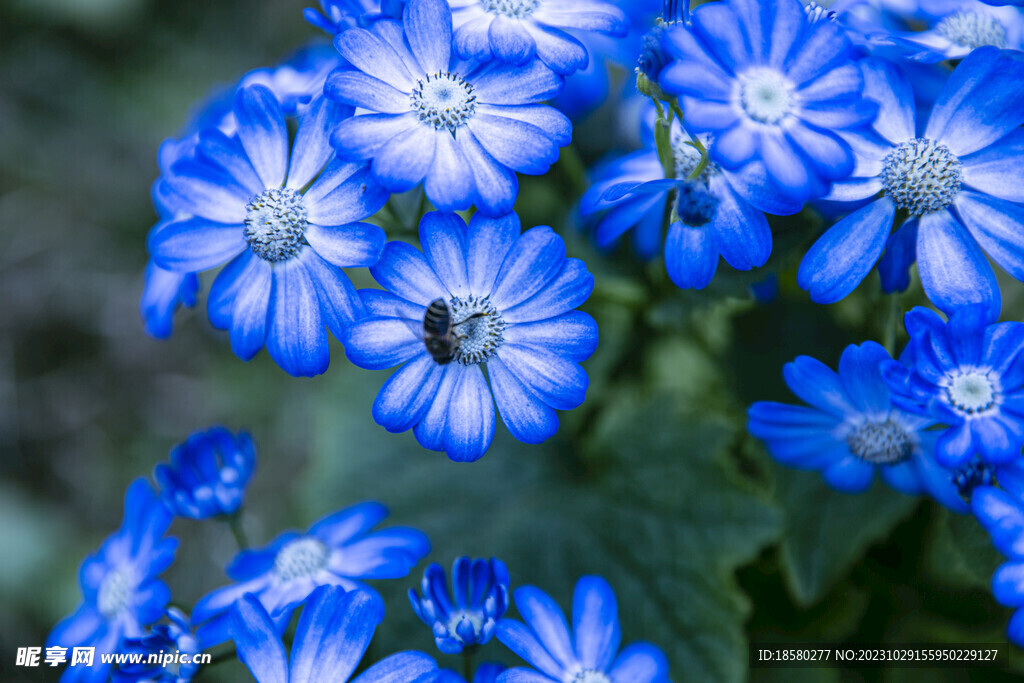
[
  {"xmin": 925, "ymin": 506, "xmax": 1003, "ymax": 591},
  {"xmin": 772, "ymin": 464, "xmax": 920, "ymax": 607},
  {"xmin": 301, "ymin": 367, "xmax": 780, "ymax": 682}
]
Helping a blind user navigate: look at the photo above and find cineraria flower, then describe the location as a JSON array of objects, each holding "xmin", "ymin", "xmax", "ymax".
[
  {"xmin": 230, "ymin": 585, "xmax": 439, "ymax": 683},
  {"xmin": 658, "ymin": 0, "xmax": 877, "ymax": 204},
  {"xmin": 304, "ymin": 0, "xmax": 407, "ymax": 34},
  {"xmin": 888, "ymin": 0, "xmax": 1024, "ymax": 62},
  {"xmin": 47, "ymin": 480, "xmax": 178, "ymax": 683},
  {"xmin": 344, "ymin": 211, "xmax": 598, "ymax": 462},
  {"xmin": 144, "ymin": 47, "xmax": 341, "ymax": 341},
  {"xmin": 147, "ymin": 85, "xmax": 390, "ymax": 377},
  {"xmin": 141, "ymin": 262, "xmax": 199, "ymax": 340},
  {"xmin": 114, "ymin": 608, "xmax": 202, "ymax": 683},
  {"xmin": 882, "ymin": 306, "xmax": 1024, "ymax": 469},
  {"xmin": 436, "ymin": 664, "xmax": 506, "ymax": 683},
  {"xmin": 153, "ymin": 427, "xmax": 257, "ymax": 520},
  {"xmin": 495, "ymin": 576, "xmax": 670, "ymax": 683},
  {"xmin": 326, "ymin": 0, "xmax": 571, "ymax": 216},
  {"xmin": 798, "ymin": 51, "xmax": 1024, "ymax": 313},
  {"xmin": 748, "ymin": 341, "xmax": 966, "ymax": 509},
  {"xmin": 970, "ymin": 486, "xmax": 1024, "ymax": 645},
  {"xmin": 409, "ymin": 556, "xmax": 510, "ymax": 654},
  {"xmin": 446, "ymin": 0, "xmax": 628, "ymax": 75},
  {"xmin": 191, "ymin": 501, "xmax": 429, "ymax": 647},
  {"xmin": 580, "ymin": 122, "xmax": 801, "ymax": 289}
]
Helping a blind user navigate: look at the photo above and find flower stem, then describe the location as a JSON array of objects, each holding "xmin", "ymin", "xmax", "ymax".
[
  {"xmin": 462, "ymin": 649, "xmax": 473, "ymax": 681},
  {"xmin": 227, "ymin": 512, "xmax": 249, "ymax": 550},
  {"xmin": 885, "ymin": 292, "xmax": 900, "ymax": 357}
]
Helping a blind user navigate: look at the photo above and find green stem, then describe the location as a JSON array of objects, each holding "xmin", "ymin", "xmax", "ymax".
[
  {"xmin": 462, "ymin": 649, "xmax": 474, "ymax": 681},
  {"xmin": 669, "ymin": 99, "xmax": 685, "ymax": 124},
  {"xmin": 884, "ymin": 292, "xmax": 900, "ymax": 357},
  {"xmin": 227, "ymin": 512, "xmax": 249, "ymax": 550}
]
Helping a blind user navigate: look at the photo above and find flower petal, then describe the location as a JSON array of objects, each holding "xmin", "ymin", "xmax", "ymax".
[
  {"xmin": 345, "ymin": 318, "xmax": 423, "ymax": 370},
  {"xmin": 306, "ymin": 222, "xmax": 386, "ymax": 268},
  {"xmin": 443, "ymin": 364, "xmax": 496, "ymax": 462},
  {"xmin": 488, "ymin": 356, "xmax": 558, "ymax": 444},
  {"xmin": 289, "ymin": 588, "xmax": 383, "ymax": 682},
  {"xmin": 797, "ymin": 198, "xmax": 895, "ymax": 304},
  {"xmin": 404, "ymin": 0, "xmax": 452, "ymax": 73},
  {"xmin": 665, "ymin": 221, "xmax": 718, "ymax": 290},
  {"xmin": 148, "ymin": 217, "xmax": 246, "ymax": 273},
  {"xmin": 371, "ymin": 240, "xmax": 449, "ymax": 305},
  {"xmin": 489, "ymin": 227, "xmax": 566, "ymax": 310},
  {"xmin": 926, "ymin": 46, "xmax": 1024, "ymax": 157},
  {"xmin": 497, "ymin": 343, "xmax": 587, "ymax": 411},
  {"xmin": 235, "ymin": 85, "xmax": 289, "ymax": 189},
  {"xmin": 267, "ymin": 259, "xmax": 329, "ymax": 377},
  {"xmin": 420, "ymin": 211, "xmax": 470, "ymax": 296},
  {"xmin": 373, "ymin": 355, "xmax": 444, "ymax": 432},
  {"xmin": 229, "ymin": 257, "xmax": 273, "ymax": 361},
  {"xmin": 230, "ymin": 594, "xmax": 289, "ymax": 683},
  {"xmin": 572, "ymin": 576, "xmax": 621, "ymax": 671},
  {"xmin": 916, "ymin": 210, "xmax": 1001, "ymax": 319}
]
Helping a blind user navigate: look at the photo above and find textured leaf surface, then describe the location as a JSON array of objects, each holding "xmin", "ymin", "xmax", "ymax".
[{"xmin": 773, "ymin": 466, "xmax": 920, "ymax": 607}]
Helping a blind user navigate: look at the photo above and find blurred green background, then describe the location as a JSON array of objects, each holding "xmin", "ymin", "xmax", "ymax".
[{"xmin": 2, "ymin": 1, "xmax": 1023, "ymax": 681}]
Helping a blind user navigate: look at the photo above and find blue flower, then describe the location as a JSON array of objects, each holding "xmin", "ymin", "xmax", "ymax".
[
  {"xmin": 658, "ymin": 0, "xmax": 877, "ymax": 204},
  {"xmin": 436, "ymin": 663, "xmax": 506, "ymax": 683},
  {"xmin": 882, "ymin": 306, "xmax": 1024, "ymax": 469},
  {"xmin": 114, "ymin": 608, "xmax": 202, "ymax": 683},
  {"xmin": 146, "ymin": 48, "xmax": 341, "ymax": 340},
  {"xmin": 409, "ymin": 556, "xmax": 510, "ymax": 654},
  {"xmin": 153, "ymin": 427, "xmax": 256, "ymax": 520},
  {"xmin": 579, "ymin": 120, "xmax": 799, "ymax": 288},
  {"xmin": 970, "ymin": 486, "xmax": 1024, "ymax": 645},
  {"xmin": 191, "ymin": 501, "xmax": 429, "ymax": 647},
  {"xmin": 344, "ymin": 211, "xmax": 598, "ymax": 462},
  {"xmin": 147, "ymin": 84, "xmax": 390, "ymax": 377},
  {"xmin": 305, "ymin": 0, "xmax": 407, "ymax": 34},
  {"xmin": 447, "ymin": 0, "xmax": 628, "ymax": 75},
  {"xmin": 887, "ymin": 1, "xmax": 1024, "ymax": 62},
  {"xmin": 230, "ymin": 585, "xmax": 438, "ymax": 683},
  {"xmin": 326, "ymin": 0, "xmax": 571, "ymax": 216},
  {"xmin": 748, "ymin": 341, "xmax": 966, "ymax": 508},
  {"xmin": 798, "ymin": 50, "xmax": 1024, "ymax": 315},
  {"xmin": 47, "ymin": 480, "xmax": 178, "ymax": 683},
  {"xmin": 495, "ymin": 576, "xmax": 670, "ymax": 683},
  {"xmin": 141, "ymin": 262, "xmax": 199, "ymax": 340}
]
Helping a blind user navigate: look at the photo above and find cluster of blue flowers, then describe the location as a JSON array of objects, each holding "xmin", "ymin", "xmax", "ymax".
[
  {"xmin": 141, "ymin": 0, "xmax": 622, "ymax": 463},
  {"xmin": 749, "ymin": 303, "xmax": 1024, "ymax": 645},
  {"xmin": 46, "ymin": 428, "xmax": 669, "ymax": 682},
  {"xmin": 119, "ymin": 0, "xmax": 1024, "ymax": 664}
]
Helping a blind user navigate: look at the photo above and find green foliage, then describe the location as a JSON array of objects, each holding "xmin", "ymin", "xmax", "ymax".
[
  {"xmin": 925, "ymin": 507, "xmax": 1004, "ymax": 591},
  {"xmin": 773, "ymin": 466, "xmax": 920, "ymax": 607}
]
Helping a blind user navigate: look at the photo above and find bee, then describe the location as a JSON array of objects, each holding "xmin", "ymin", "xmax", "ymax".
[{"xmin": 422, "ymin": 298, "xmax": 484, "ymax": 365}]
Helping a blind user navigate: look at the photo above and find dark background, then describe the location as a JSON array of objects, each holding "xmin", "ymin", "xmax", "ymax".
[{"xmin": 2, "ymin": 1, "xmax": 1023, "ymax": 681}]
